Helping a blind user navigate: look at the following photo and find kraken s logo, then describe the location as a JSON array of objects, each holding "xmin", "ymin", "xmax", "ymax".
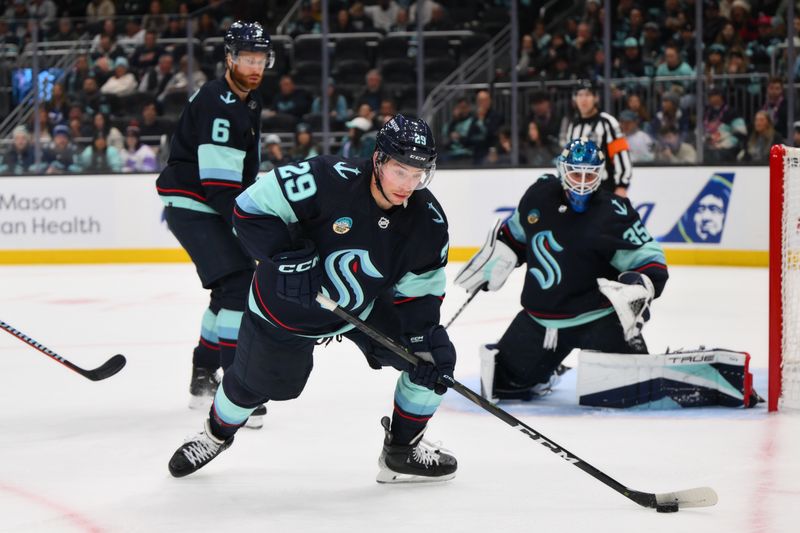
[
  {"xmin": 528, "ymin": 230, "xmax": 563, "ymax": 290},
  {"xmin": 324, "ymin": 249, "xmax": 383, "ymax": 309}
]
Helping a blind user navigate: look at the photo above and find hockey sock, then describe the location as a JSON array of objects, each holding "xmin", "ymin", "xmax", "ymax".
[
  {"xmin": 208, "ymin": 383, "xmax": 254, "ymax": 440},
  {"xmin": 390, "ymin": 373, "xmax": 442, "ymax": 445},
  {"xmin": 216, "ymin": 308, "xmax": 244, "ymax": 371},
  {"xmin": 193, "ymin": 308, "xmax": 220, "ymax": 369}
]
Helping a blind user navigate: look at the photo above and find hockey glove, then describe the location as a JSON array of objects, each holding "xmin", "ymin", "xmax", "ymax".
[
  {"xmin": 406, "ymin": 326, "xmax": 456, "ymax": 395},
  {"xmin": 597, "ymin": 271, "xmax": 655, "ymax": 342},
  {"xmin": 454, "ymin": 218, "xmax": 519, "ymax": 293},
  {"xmin": 272, "ymin": 239, "xmax": 323, "ymax": 309}
]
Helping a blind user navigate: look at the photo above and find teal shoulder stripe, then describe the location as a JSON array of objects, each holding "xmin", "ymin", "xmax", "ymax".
[
  {"xmin": 528, "ymin": 307, "xmax": 615, "ymax": 329},
  {"xmin": 506, "ymin": 209, "xmax": 526, "ymax": 243},
  {"xmin": 160, "ymin": 195, "xmax": 218, "ymax": 214},
  {"xmin": 236, "ymin": 170, "xmax": 298, "ymax": 224},
  {"xmin": 611, "ymin": 241, "xmax": 667, "ymax": 272},
  {"xmin": 198, "ymin": 144, "xmax": 245, "ymax": 179},
  {"xmin": 394, "ymin": 267, "xmax": 446, "ymax": 298}
]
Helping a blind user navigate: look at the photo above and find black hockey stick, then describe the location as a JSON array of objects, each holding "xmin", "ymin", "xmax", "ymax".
[
  {"xmin": 444, "ymin": 282, "xmax": 487, "ymax": 329},
  {"xmin": 316, "ymin": 293, "xmax": 717, "ymax": 512},
  {"xmin": 1, "ymin": 320, "xmax": 127, "ymax": 381}
]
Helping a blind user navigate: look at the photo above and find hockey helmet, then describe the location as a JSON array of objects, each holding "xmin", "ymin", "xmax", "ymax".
[
  {"xmin": 557, "ymin": 137, "xmax": 605, "ymax": 213},
  {"xmin": 375, "ymin": 114, "xmax": 437, "ymax": 189},
  {"xmin": 573, "ymin": 79, "xmax": 599, "ymax": 96},
  {"xmin": 224, "ymin": 21, "xmax": 275, "ymax": 69}
]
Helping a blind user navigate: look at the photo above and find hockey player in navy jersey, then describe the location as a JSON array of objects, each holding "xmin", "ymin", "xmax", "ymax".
[
  {"xmin": 168, "ymin": 115, "xmax": 459, "ymax": 483},
  {"xmin": 155, "ymin": 21, "xmax": 275, "ymax": 426},
  {"xmin": 455, "ymin": 138, "xmax": 669, "ymax": 402}
]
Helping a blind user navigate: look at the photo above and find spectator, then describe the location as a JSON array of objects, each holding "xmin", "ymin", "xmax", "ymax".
[
  {"xmin": 570, "ymin": 22, "xmax": 598, "ymax": 76},
  {"xmin": 46, "ymin": 82, "xmax": 71, "ymax": 127},
  {"xmin": 355, "ymin": 69, "xmax": 386, "ymax": 115},
  {"xmin": 376, "ymin": 98, "xmax": 397, "ymax": 126},
  {"xmin": 730, "ymin": 0, "xmax": 757, "ymax": 42},
  {"xmin": 617, "ymin": 37, "xmax": 647, "ymax": 78},
  {"xmin": 619, "ymin": 110, "xmax": 655, "ymax": 163},
  {"xmin": 78, "ymin": 131, "xmax": 123, "ymax": 173},
  {"xmin": 138, "ymin": 101, "xmax": 168, "ymax": 148},
  {"xmin": 131, "ymin": 31, "xmax": 164, "ymax": 72},
  {"xmin": 355, "ymin": 102, "xmax": 379, "ymax": 129},
  {"xmin": 92, "ymin": 112, "xmax": 124, "ymax": 151},
  {"xmin": 517, "ymin": 34, "xmax": 537, "ymax": 79},
  {"xmin": 311, "ymin": 78, "xmax": 349, "ymax": 126},
  {"xmin": 92, "ymin": 55, "xmax": 114, "ymax": 86},
  {"xmin": 655, "ymin": 126, "xmax": 697, "ymax": 163},
  {"xmin": 747, "ymin": 15, "xmax": 778, "ymax": 72},
  {"xmin": 121, "ymin": 125, "xmax": 158, "ymax": 172},
  {"xmin": 715, "ymin": 21, "xmax": 743, "ymax": 50},
  {"xmin": 270, "ymin": 75, "xmax": 311, "ymax": 121},
  {"xmin": 704, "ymin": 0, "xmax": 728, "ymax": 45},
  {"xmin": 90, "ymin": 32, "xmax": 125, "ymax": 64},
  {"xmin": 640, "ymin": 21, "xmax": 663, "ymax": 64},
  {"xmin": 142, "ymin": 0, "xmax": 168, "ymax": 35},
  {"xmin": 675, "ymin": 24, "xmax": 697, "ymax": 67},
  {"xmin": 0, "ymin": 126, "xmax": 35, "ymax": 175},
  {"xmin": 158, "ymin": 55, "xmax": 207, "ymax": 102},
  {"xmin": 703, "ymin": 86, "xmax": 747, "ymax": 162},
  {"xmin": 424, "ymin": 4, "xmax": 452, "ymax": 31},
  {"xmin": 485, "ymin": 128, "xmax": 513, "ymax": 166},
  {"xmin": 442, "ymin": 97, "xmax": 474, "ymax": 162},
  {"xmin": 365, "ymin": 0, "xmax": 401, "ymax": 33},
  {"xmin": 91, "ymin": 19, "xmax": 117, "ymax": 50},
  {"xmin": 532, "ymin": 19, "xmax": 551, "ymax": 51},
  {"xmin": 290, "ymin": 122, "xmax": 319, "ymax": 161},
  {"xmin": 67, "ymin": 106, "xmax": 94, "ymax": 146},
  {"xmin": 521, "ymin": 120, "xmax": 558, "ymax": 166},
  {"xmin": 528, "ymin": 91, "xmax": 560, "ymax": 141},
  {"xmin": 49, "ymin": 17, "xmax": 78, "ymax": 42},
  {"xmin": 161, "ymin": 16, "xmax": 186, "ymax": 40},
  {"xmin": 649, "ymin": 91, "xmax": 690, "ymax": 139},
  {"xmin": 625, "ymin": 92, "xmax": 651, "ymax": 126},
  {"xmin": 138, "ymin": 54, "xmax": 175, "ymax": 96},
  {"xmin": 260, "ymin": 133, "xmax": 290, "ymax": 171},
  {"xmin": 742, "ymin": 110, "xmax": 783, "ymax": 162},
  {"xmin": 289, "ymin": 2, "xmax": 320, "ymax": 38},
  {"xmin": 339, "ymin": 116, "xmax": 376, "ymax": 158},
  {"xmin": 350, "ymin": 2, "xmax": 376, "ymax": 32},
  {"xmin": 705, "ymin": 44, "xmax": 726, "ymax": 81},
  {"xmin": 86, "ymin": 0, "xmax": 116, "ymax": 25},
  {"xmin": 101, "ymin": 57, "xmax": 138, "ymax": 96},
  {"xmin": 42, "ymin": 124, "xmax": 80, "ymax": 174},
  {"xmin": 77, "ymin": 77, "xmax": 113, "ymax": 117},
  {"xmin": 761, "ymin": 77, "xmax": 789, "ymax": 138},
  {"xmin": 409, "ymin": 0, "xmax": 443, "ymax": 26},
  {"xmin": 389, "ymin": 8, "xmax": 412, "ymax": 32},
  {"xmin": 194, "ymin": 13, "xmax": 219, "ymax": 41},
  {"xmin": 469, "ymin": 89, "xmax": 503, "ymax": 163},
  {"xmin": 118, "ymin": 17, "xmax": 146, "ymax": 49},
  {"xmin": 656, "ymin": 44, "xmax": 694, "ymax": 94},
  {"xmin": 29, "ymin": 108, "xmax": 53, "ymax": 145},
  {"xmin": 332, "ymin": 9, "xmax": 356, "ymax": 33}
]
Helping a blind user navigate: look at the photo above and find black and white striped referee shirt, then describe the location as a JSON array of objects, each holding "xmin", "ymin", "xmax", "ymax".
[{"xmin": 560, "ymin": 111, "xmax": 633, "ymax": 190}]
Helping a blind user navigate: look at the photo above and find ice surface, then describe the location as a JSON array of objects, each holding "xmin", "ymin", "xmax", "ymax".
[{"xmin": 0, "ymin": 264, "xmax": 797, "ymax": 532}]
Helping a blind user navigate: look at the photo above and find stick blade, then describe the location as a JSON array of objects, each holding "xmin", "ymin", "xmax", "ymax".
[
  {"xmin": 83, "ymin": 354, "xmax": 127, "ymax": 381},
  {"xmin": 656, "ymin": 487, "xmax": 718, "ymax": 508}
]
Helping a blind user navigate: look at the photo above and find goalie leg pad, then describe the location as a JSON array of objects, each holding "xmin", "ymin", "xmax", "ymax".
[{"xmin": 576, "ymin": 349, "xmax": 761, "ymax": 408}]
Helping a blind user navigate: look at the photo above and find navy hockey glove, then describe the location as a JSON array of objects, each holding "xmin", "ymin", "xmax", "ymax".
[
  {"xmin": 406, "ymin": 326, "xmax": 456, "ymax": 395},
  {"xmin": 272, "ymin": 240, "xmax": 323, "ymax": 308}
]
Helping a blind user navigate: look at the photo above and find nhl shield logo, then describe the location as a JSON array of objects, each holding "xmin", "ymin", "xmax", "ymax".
[
  {"xmin": 378, "ymin": 217, "xmax": 390, "ymax": 229},
  {"xmin": 333, "ymin": 217, "xmax": 353, "ymax": 234},
  {"xmin": 527, "ymin": 209, "xmax": 540, "ymax": 224}
]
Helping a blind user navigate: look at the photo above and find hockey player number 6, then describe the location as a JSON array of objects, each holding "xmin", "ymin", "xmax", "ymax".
[
  {"xmin": 211, "ymin": 118, "xmax": 230, "ymax": 143},
  {"xmin": 278, "ymin": 162, "xmax": 317, "ymax": 202}
]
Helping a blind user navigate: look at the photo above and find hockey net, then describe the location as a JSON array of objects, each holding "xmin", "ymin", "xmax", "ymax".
[{"xmin": 770, "ymin": 144, "xmax": 800, "ymax": 411}]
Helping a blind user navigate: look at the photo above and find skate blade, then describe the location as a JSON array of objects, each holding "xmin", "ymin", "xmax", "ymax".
[
  {"xmin": 243, "ymin": 414, "xmax": 264, "ymax": 430},
  {"xmin": 376, "ymin": 459, "xmax": 456, "ymax": 484}
]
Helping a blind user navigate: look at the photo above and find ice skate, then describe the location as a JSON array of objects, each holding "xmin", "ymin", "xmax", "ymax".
[
  {"xmin": 168, "ymin": 419, "xmax": 233, "ymax": 478},
  {"xmin": 243, "ymin": 404, "xmax": 267, "ymax": 429},
  {"xmin": 188, "ymin": 366, "xmax": 220, "ymax": 410},
  {"xmin": 376, "ymin": 416, "xmax": 457, "ymax": 483}
]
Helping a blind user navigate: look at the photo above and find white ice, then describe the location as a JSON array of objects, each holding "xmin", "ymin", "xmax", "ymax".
[{"xmin": 1, "ymin": 263, "xmax": 798, "ymax": 533}]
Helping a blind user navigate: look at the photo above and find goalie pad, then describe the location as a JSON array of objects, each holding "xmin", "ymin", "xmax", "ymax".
[
  {"xmin": 597, "ymin": 273, "xmax": 654, "ymax": 342},
  {"xmin": 455, "ymin": 219, "xmax": 519, "ymax": 293},
  {"xmin": 576, "ymin": 349, "xmax": 761, "ymax": 409}
]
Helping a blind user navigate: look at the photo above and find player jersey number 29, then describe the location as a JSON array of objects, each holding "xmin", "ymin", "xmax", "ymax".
[
  {"xmin": 212, "ymin": 118, "xmax": 230, "ymax": 143},
  {"xmin": 278, "ymin": 162, "xmax": 317, "ymax": 201}
]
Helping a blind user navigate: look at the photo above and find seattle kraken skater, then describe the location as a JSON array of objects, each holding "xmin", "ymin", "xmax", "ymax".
[
  {"xmin": 168, "ymin": 115, "xmax": 458, "ymax": 483},
  {"xmin": 155, "ymin": 21, "xmax": 275, "ymax": 426},
  {"xmin": 455, "ymin": 138, "xmax": 669, "ymax": 401}
]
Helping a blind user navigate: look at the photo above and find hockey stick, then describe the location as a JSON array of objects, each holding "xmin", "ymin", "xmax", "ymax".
[
  {"xmin": 444, "ymin": 282, "xmax": 487, "ymax": 329},
  {"xmin": 316, "ymin": 293, "xmax": 717, "ymax": 512},
  {"xmin": 1, "ymin": 320, "xmax": 127, "ymax": 381}
]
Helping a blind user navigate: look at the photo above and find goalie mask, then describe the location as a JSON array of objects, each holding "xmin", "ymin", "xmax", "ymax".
[
  {"xmin": 557, "ymin": 138, "xmax": 605, "ymax": 213},
  {"xmin": 374, "ymin": 114, "xmax": 437, "ymax": 194}
]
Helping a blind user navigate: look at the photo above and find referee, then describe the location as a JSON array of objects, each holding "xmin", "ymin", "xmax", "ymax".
[{"xmin": 560, "ymin": 80, "xmax": 633, "ymax": 197}]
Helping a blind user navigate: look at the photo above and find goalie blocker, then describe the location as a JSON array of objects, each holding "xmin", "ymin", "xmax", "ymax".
[{"xmin": 576, "ymin": 348, "xmax": 762, "ymax": 408}]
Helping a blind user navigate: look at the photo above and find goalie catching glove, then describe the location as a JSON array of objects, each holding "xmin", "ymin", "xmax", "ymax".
[
  {"xmin": 597, "ymin": 271, "xmax": 654, "ymax": 342},
  {"xmin": 454, "ymin": 219, "xmax": 519, "ymax": 293}
]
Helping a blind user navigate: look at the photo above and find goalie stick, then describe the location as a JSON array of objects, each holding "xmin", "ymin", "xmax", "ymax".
[
  {"xmin": 444, "ymin": 282, "xmax": 487, "ymax": 329},
  {"xmin": 316, "ymin": 293, "xmax": 718, "ymax": 512},
  {"xmin": 1, "ymin": 320, "xmax": 126, "ymax": 381}
]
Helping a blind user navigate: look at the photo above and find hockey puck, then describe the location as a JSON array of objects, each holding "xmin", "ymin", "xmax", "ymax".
[{"xmin": 656, "ymin": 503, "xmax": 680, "ymax": 513}]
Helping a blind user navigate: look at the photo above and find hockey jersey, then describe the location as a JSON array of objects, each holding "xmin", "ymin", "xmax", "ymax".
[
  {"xmin": 499, "ymin": 175, "xmax": 668, "ymax": 328},
  {"xmin": 156, "ymin": 78, "xmax": 262, "ymax": 225},
  {"xmin": 233, "ymin": 155, "xmax": 450, "ymax": 337}
]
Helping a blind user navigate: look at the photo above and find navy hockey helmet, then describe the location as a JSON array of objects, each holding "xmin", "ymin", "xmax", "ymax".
[
  {"xmin": 557, "ymin": 137, "xmax": 605, "ymax": 213},
  {"xmin": 375, "ymin": 114, "xmax": 437, "ymax": 189},
  {"xmin": 224, "ymin": 21, "xmax": 275, "ymax": 68},
  {"xmin": 573, "ymin": 79, "xmax": 599, "ymax": 96}
]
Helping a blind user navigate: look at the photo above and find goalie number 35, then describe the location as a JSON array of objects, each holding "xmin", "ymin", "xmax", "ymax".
[{"xmin": 623, "ymin": 221, "xmax": 652, "ymax": 245}]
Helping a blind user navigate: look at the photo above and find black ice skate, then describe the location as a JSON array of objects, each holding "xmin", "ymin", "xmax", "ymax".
[
  {"xmin": 243, "ymin": 404, "xmax": 267, "ymax": 429},
  {"xmin": 168, "ymin": 419, "xmax": 233, "ymax": 478},
  {"xmin": 188, "ymin": 366, "xmax": 220, "ymax": 410},
  {"xmin": 376, "ymin": 416, "xmax": 457, "ymax": 483}
]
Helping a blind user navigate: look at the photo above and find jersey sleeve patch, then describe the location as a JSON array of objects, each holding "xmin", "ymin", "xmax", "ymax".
[
  {"xmin": 198, "ymin": 143, "xmax": 246, "ymax": 183},
  {"xmin": 394, "ymin": 267, "xmax": 446, "ymax": 298},
  {"xmin": 235, "ymin": 170, "xmax": 299, "ymax": 224},
  {"xmin": 610, "ymin": 241, "xmax": 666, "ymax": 272}
]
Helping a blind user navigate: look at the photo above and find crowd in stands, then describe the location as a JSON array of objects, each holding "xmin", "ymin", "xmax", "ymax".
[{"xmin": 1, "ymin": 0, "xmax": 799, "ymax": 175}]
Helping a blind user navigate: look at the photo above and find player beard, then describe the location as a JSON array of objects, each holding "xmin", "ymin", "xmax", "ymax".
[{"xmin": 230, "ymin": 65, "xmax": 262, "ymax": 91}]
